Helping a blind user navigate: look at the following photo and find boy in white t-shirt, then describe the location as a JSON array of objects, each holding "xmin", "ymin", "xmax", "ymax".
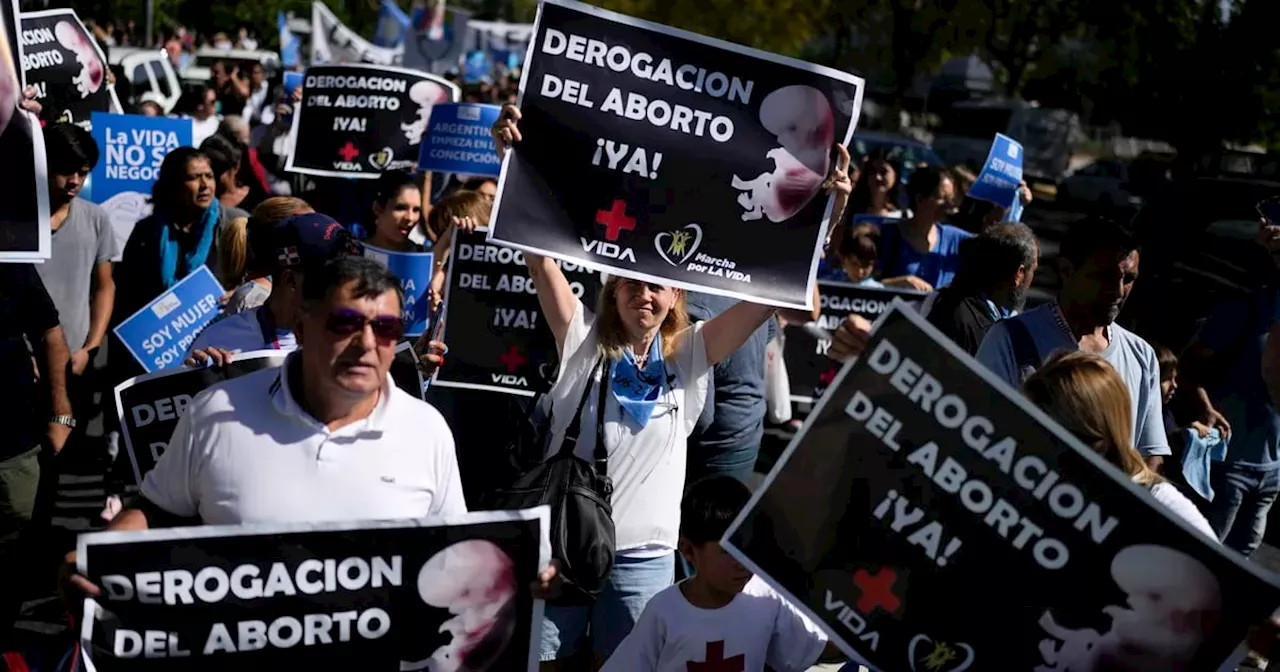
[{"xmin": 603, "ymin": 476, "xmax": 847, "ymax": 672}]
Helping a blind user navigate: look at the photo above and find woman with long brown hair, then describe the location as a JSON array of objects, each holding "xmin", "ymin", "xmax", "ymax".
[{"xmin": 1023, "ymin": 350, "xmax": 1215, "ymax": 538}]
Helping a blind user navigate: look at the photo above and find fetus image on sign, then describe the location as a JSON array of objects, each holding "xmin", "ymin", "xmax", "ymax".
[
  {"xmin": 402, "ymin": 80, "xmax": 453, "ymax": 146},
  {"xmin": 399, "ymin": 540, "xmax": 518, "ymax": 672},
  {"xmin": 732, "ymin": 85, "xmax": 835, "ymax": 223},
  {"xmin": 55, "ymin": 21, "xmax": 104, "ymax": 98},
  {"xmin": 1034, "ymin": 545, "xmax": 1221, "ymax": 672}
]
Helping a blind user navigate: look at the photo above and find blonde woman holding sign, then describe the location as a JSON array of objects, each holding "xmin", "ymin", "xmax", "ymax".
[{"xmin": 492, "ymin": 105, "xmax": 852, "ymax": 667}]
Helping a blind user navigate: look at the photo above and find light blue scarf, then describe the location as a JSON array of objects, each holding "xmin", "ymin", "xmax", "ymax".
[
  {"xmin": 158, "ymin": 199, "xmax": 220, "ymax": 289},
  {"xmin": 611, "ymin": 335, "xmax": 666, "ymax": 427}
]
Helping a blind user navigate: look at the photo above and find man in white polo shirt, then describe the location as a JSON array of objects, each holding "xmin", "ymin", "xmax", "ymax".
[{"xmin": 63, "ymin": 257, "xmax": 474, "ymax": 593}]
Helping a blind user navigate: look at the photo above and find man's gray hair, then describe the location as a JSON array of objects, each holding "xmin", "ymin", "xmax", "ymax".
[{"xmin": 955, "ymin": 222, "xmax": 1038, "ymax": 290}]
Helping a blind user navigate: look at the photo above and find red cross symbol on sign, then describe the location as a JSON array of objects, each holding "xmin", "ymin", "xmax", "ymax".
[
  {"xmin": 499, "ymin": 345, "xmax": 526, "ymax": 373},
  {"xmin": 277, "ymin": 246, "xmax": 300, "ymax": 266},
  {"xmin": 595, "ymin": 199, "xmax": 636, "ymax": 242},
  {"xmin": 687, "ymin": 641, "xmax": 744, "ymax": 672},
  {"xmin": 337, "ymin": 141, "xmax": 360, "ymax": 162},
  {"xmin": 852, "ymin": 567, "xmax": 902, "ymax": 616}
]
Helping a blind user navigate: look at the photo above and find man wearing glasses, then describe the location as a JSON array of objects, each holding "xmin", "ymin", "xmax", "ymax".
[
  {"xmin": 64, "ymin": 255, "xmax": 560, "ymax": 599},
  {"xmin": 96, "ymin": 255, "xmax": 461, "ymax": 528}
]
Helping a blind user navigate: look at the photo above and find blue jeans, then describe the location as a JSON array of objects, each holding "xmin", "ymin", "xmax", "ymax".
[
  {"xmin": 539, "ymin": 552, "xmax": 674, "ymax": 662},
  {"xmin": 1204, "ymin": 461, "xmax": 1280, "ymax": 556}
]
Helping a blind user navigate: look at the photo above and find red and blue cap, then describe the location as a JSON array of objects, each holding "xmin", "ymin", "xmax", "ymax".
[{"xmin": 265, "ymin": 213, "xmax": 364, "ymax": 272}]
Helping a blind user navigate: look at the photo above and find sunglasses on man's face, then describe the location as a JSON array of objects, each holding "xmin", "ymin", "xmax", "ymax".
[{"xmin": 325, "ymin": 309, "xmax": 405, "ymax": 343}]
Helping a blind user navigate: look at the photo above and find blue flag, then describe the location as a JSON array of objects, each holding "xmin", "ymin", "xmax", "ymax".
[
  {"xmin": 278, "ymin": 12, "xmax": 301, "ymax": 68},
  {"xmin": 374, "ymin": 0, "xmax": 412, "ymax": 48}
]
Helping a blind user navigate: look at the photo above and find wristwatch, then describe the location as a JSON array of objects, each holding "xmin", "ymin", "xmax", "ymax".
[{"xmin": 51, "ymin": 415, "xmax": 76, "ymax": 428}]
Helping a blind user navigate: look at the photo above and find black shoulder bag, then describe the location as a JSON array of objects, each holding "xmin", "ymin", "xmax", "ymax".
[{"xmin": 480, "ymin": 356, "xmax": 616, "ymax": 605}]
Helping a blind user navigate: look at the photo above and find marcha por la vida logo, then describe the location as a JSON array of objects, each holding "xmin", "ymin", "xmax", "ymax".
[{"xmin": 581, "ymin": 199, "xmax": 750, "ymax": 283}]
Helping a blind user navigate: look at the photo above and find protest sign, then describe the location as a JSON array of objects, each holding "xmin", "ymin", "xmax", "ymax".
[
  {"xmin": 285, "ymin": 63, "xmax": 459, "ymax": 179},
  {"xmin": 0, "ymin": 0, "xmax": 51, "ymax": 263},
  {"xmin": 79, "ymin": 508, "xmax": 550, "ymax": 671},
  {"xmin": 784, "ymin": 281, "xmax": 924, "ymax": 402},
  {"xmin": 968, "ymin": 133, "xmax": 1024, "ymax": 222},
  {"xmin": 434, "ymin": 227, "xmax": 600, "ymax": 396},
  {"xmin": 90, "ymin": 112, "xmax": 192, "ymax": 261},
  {"xmin": 311, "ymin": 1, "xmax": 402, "ymax": 66},
  {"xmin": 417, "ymin": 102, "xmax": 502, "ymax": 177},
  {"xmin": 488, "ymin": 0, "xmax": 864, "ymax": 310},
  {"xmin": 113, "ymin": 266, "xmax": 225, "ymax": 374},
  {"xmin": 725, "ymin": 302, "xmax": 1280, "ymax": 672},
  {"xmin": 18, "ymin": 9, "xmax": 121, "ymax": 130},
  {"xmin": 364, "ymin": 244, "xmax": 434, "ymax": 336},
  {"xmin": 114, "ymin": 350, "xmax": 288, "ymax": 486},
  {"xmin": 283, "ymin": 71, "xmax": 302, "ymax": 98}
]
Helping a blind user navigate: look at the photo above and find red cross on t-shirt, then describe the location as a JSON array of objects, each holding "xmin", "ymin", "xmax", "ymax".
[{"xmin": 687, "ymin": 641, "xmax": 745, "ymax": 672}]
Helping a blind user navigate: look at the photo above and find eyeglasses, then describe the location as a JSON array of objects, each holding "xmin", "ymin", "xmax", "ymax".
[{"xmin": 325, "ymin": 309, "xmax": 404, "ymax": 343}]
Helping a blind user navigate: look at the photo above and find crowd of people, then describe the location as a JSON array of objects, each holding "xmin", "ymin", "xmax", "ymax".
[{"xmin": 4, "ymin": 67, "xmax": 1280, "ymax": 671}]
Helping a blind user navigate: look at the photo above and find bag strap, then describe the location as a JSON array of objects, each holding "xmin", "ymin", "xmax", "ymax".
[
  {"xmin": 594, "ymin": 356, "xmax": 611, "ymax": 475},
  {"xmin": 1005, "ymin": 317, "xmax": 1040, "ymax": 382},
  {"xmin": 557, "ymin": 356, "xmax": 605, "ymax": 458}
]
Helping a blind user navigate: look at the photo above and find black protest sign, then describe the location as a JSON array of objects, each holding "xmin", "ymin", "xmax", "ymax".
[
  {"xmin": 114, "ymin": 351, "xmax": 288, "ymax": 486},
  {"xmin": 18, "ymin": 9, "xmax": 120, "ymax": 130},
  {"xmin": 725, "ymin": 303, "xmax": 1280, "ymax": 672},
  {"xmin": 785, "ymin": 281, "xmax": 923, "ymax": 402},
  {"xmin": 489, "ymin": 0, "xmax": 864, "ymax": 310},
  {"xmin": 286, "ymin": 64, "xmax": 459, "ymax": 179},
  {"xmin": 434, "ymin": 227, "xmax": 600, "ymax": 396},
  {"xmin": 0, "ymin": 0, "xmax": 50, "ymax": 262},
  {"xmin": 78, "ymin": 509, "xmax": 549, "ymax": 671}
]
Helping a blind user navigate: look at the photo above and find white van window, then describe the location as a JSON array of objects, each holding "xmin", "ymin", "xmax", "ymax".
[{"xmin": 148, "ymin": 61, "xmax": 172, "ymax": 98}]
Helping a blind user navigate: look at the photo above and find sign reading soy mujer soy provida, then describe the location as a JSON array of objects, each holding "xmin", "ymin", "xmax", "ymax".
[
  {"xmin": 286, "ymin": 64, "xmax": 460, "ymax": 179},
  {"xmin": 489, "ymin": 0, "xmax": 865, "ymax": 309}
]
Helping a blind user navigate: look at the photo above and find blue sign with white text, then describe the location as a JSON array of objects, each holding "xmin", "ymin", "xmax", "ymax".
[
  {"xmin": 113, "ymin": 266, "xmax": 226, "ymax": 373},
  {"xmin": 417, "ymin": 103, "xmax": 502, "ymax": 177},
  {"xmin": 283, "ymin": 71, "xmax": 303, "ymax": 99},
  {"xmin": 968, "ymin": 133, "xmax": 1024, "ymax": 221},
  {"xmin": 365, "ymin": 245, "xmax": 435, "ymax": 336},
  {"xmin": 90, "ymin": 113, "xmax": 192, "ymax": 204},
  {"xmin": 89, "ymin": 113, "xmax": 194, "ymax": 261}
]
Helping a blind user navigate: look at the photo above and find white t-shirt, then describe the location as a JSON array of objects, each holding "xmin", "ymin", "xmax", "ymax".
[
  {"xmin": 187, "ymin": 115, "xmax": 221, "ymax": 148},
  {"xmin": 141, "ymin": 355, "xmax": 467, "ymax": 524},
  {"xmin": 545, "ymin": 302, "xmax": 710, "ymax": 555},
  {"xmin": 602, "ymin": 576, "xmax": 831, "ymax": 672},
  {"xmin": 190, "ymin": 306, "xmax": 296, "ymax": 354},
  {"xmin": 1149, "ymin": 481, "xmax": 1218, "ymax": 541}
]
